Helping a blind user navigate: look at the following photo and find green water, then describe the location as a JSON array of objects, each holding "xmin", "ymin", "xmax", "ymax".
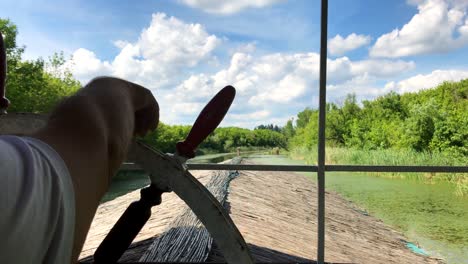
[
  {"xmin": 188, "ymin": 150, "xmax": 268, "ymax": 164},
  {"xmin": 101, "ymin": 170, "xmax": 150, "ymax": 203},
  {"xmin": 102, "ymin": 151, "xmax": 261, "ymax": 203},
  {"xmin": 188, "ymin": 152, "xmax": 240, "ymax": 164},
  {"xmin": 248, "ymin": 154, "xmax": 468, "ymax": 264}
]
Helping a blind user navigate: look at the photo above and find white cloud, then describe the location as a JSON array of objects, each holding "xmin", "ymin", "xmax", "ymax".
[
  {"xmin": 179, "ymin": 0, "xmax": 285, "ymax": 15},
  {"xmin": 328, "ymin": 33, "xmax": 371, "ymax": 56},
  {"xmin": 324, "ymin": 56, "xmax": 415, "ymax": 84},
  {"xmin": 113, "ymin": 40, "xmax": 129, "ymax": 49},
  {"xmin": 66, "ymin": 13, "xmax": 220, "ymax": 87},
  {"xmin": 61, "ymin": 10, "xmax": 417, "ymax": 128},
  {"xmin": 384, "ymin": 69, "xmax": 468, "ymax": 93},
  {"xmin": 171, "ymin": 102, "xmax": 204, "ymax": 115},
  {"xmin": 370, "ymin": 0, "xmax": 468, "ymax": 58},
  {"xmin": 350, "ymin": 59, "xmax": 416, "ymax": 77},
  {"xmin": 326, "ymin": 74, "xmax": 385, "ymax": 102},
  {"xmin": 167, "ymin": 74, "xmax": 218, "ymax": 101},
  {"xmin": 138, "ymin": 13, "xmax": 219, "ymax": 66},
  {"xmin": 231, "ymin": 110, "xmax": 270, "ymax": 120},
  {"xmin": 230, "ymin": 42, "xmax": 257, "ymax": 54},
  {"xmin": 60, "ymin": 11, "xmax": 451, "ymax": 129},
  {"xmin": 66, "ymin": 48, "xmax": 112, "ymax": 80},
  {"xmin": 169, "ymin": 51, "xmax": 415, "ymax": 128},
  {"xmin": 249, "ymin": 74, "xmax": 307, "ymax": 104}
]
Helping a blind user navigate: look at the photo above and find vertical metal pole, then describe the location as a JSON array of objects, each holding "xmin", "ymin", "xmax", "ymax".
[{"xmin": 317, "ymin": 0, "xmax": 328, "ymax": 263}]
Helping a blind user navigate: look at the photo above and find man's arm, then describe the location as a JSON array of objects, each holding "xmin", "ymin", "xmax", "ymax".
[{"xmin": 32, "ymin": 77, "xmax": 159, "ymax": 262}]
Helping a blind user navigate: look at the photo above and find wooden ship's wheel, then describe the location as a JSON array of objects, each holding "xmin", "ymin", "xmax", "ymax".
[{"xmin": 0, "ymin": 33, "xmax": 253, "ymax": 263}]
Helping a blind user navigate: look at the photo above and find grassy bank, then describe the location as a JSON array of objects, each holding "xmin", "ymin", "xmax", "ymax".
[{"xmin": 289, "ymin": 146, "xmax": 468, "ymax": 196}]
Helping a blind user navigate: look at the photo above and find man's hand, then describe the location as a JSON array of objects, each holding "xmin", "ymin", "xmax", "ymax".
[
  {"xmin": 77, "ymin": 77, "xmax": 159, "ymax": 179},
  {"xmin": 32, "ymin": 77, "xmax": 159, "ymax": 262}
]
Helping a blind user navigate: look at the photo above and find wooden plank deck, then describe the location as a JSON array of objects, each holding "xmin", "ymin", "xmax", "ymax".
[{"xmin": 79, "ymin": 159, "xmax": 443, "ymax": 263}]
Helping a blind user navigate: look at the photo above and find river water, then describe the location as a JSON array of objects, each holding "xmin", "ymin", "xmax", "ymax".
[
  {"xmin": 101, "ymin": 152, "xmax": 255, "ymax": 202},
  {"xmin": 103, "ymin": 153, "xmax": 468, "ymax": 263}
]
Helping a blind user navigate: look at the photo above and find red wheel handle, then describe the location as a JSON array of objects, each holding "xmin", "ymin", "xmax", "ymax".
[
  {"xmin": 0, "ymin": 32, "xmax": 10, "ymax": 111},
  {"xmin": 176, "ymin": 85, "xmax": 236, "ymax": 158}
]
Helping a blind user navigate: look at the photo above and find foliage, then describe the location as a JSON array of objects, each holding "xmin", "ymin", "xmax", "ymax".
[
  {"xmin": 289, "ymin": 80, "xmax": 467, "ymax": 157},
  {"xmin": 141, "ymin": 123, "xmax": 191, "ymax": 153},
  {"xmin": 296, "ymin": 107, "xmax": 314, "ymax": 129},
  {"xmin": 282, "ymin": 119, "xmax": 295, "ymax": 139},
  {"xmin": 290, "ymin": 145, "xmax": 468, "ymax": 195},
  {"xmin": 0, "ymin": 19, "xmax": 23, "ymax": 61},
  {"xmin": 142, "ymin": 124, "xmax": 287, "ymax": 154},
  {"xmin": 289, "ymin": 109, "xmax": 318, "ymax": 149},
  {"xmin": 255, "ymin": 123, "xmax": 281, "ymax": 132},
  {"xmin": 287, "ymin": 80, "xmax": 467, "ymax": 195},
  {"xmin": 1, "ymin": 18, "xmax": 80, "ymax": 113}
]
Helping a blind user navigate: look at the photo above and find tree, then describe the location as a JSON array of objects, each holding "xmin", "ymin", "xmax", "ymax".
[
  {"xmin": 1, "ymin": 18, "xmax": 80, "ymax": 113},
  {"xmin": 402, "ymin": 100, "xmax": 438, "ymax": 151},
  {"xmin": 255, "ymin": 124, "xmax": 281, "ymax": 132},
  {"xmin": 286, "ymin": 80, "xmax": 467, "ymax": 156},
  {"xmin": 430, "ymin": 112, "xmax": 467, "ymax": 156},
  {"xmin": 324, "ymin": 94, "xmax": 361, "ymax": 146},
  {"xmin": 289, "ymin": 110, "xmax": 318, "ymax": 149},
  {"xmin": 282, "ymin": 119, "xmax": 295, "ymax": 139},
  {"xmin": 296, "ymin": 107, "xmax": 314, "ymax": 129},
  {"xmin": 0, "ymin": 19, "xmax": 24, "ymax": 61},
  {"xmin": 142, "ymin": 124, "xmax": 287, "ymax": 153}
]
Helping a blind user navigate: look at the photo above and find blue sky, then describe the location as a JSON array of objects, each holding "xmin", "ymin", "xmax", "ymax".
[{"xmin": 2, "ymin": 0, "xmax": 468, "ymax": 128}]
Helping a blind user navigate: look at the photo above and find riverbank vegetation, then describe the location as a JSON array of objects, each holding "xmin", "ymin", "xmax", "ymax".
[
  {"xmin": 288, "ymin": 80, "xmax": 467, "ymax": 195},
  {"xmin": 141, "ymin": 124, "xmax": 287, "ymax": 154}
]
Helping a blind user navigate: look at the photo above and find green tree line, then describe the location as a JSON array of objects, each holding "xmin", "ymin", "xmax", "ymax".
[
  {"xmin": 141, "ymin": 123, "xmax": 287, "ymax": 154},
  {"xmin": 289, "ymin": 81, "xmax": 467, "ymax": 159}
]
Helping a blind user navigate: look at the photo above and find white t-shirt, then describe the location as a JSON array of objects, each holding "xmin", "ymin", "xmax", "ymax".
[{"xmin": 0, "ymin": 135, "xmax": 75, "ymax": 264}]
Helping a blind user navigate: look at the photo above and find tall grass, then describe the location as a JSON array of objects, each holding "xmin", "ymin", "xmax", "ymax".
[{"xmin": 289, "ymin": 146, "xmax": 468, "ymax": 196}]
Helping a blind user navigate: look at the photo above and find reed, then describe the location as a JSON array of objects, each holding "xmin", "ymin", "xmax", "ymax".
[{"xmin": 289, "ymin": 146, "xmax": 468, "ymax": 196}]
